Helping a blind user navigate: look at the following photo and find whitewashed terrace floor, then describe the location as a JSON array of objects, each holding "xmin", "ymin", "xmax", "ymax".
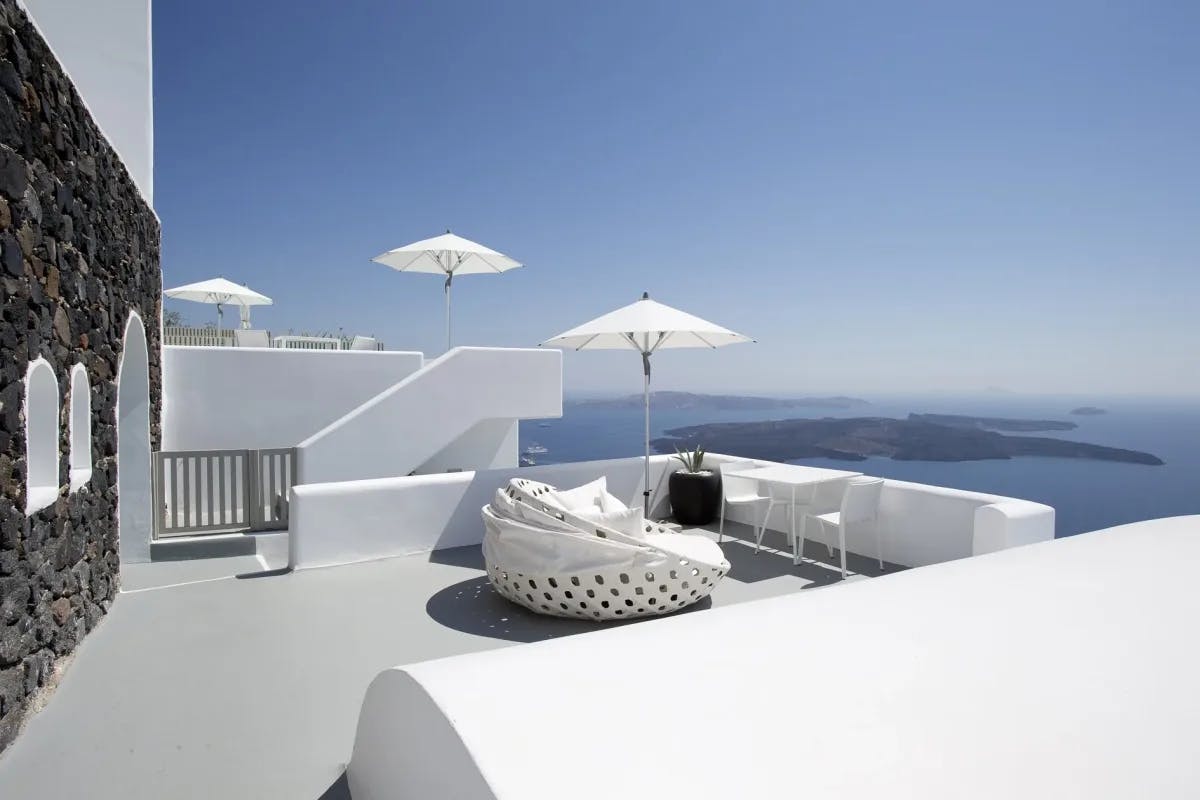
[{"xmin": 0, "ymin": 521, "xmax": 902, "ymax": 799}]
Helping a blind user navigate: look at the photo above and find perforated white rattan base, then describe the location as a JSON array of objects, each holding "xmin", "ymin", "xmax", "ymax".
[{"xmin": 481, "ymin": 478, "xmax": 729, "ymax": 621}]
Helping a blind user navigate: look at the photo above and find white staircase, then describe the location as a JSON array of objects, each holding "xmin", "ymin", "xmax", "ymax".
[{"xmin": 296, "ymin": 347, "xmax": 561, "ymax": 484}]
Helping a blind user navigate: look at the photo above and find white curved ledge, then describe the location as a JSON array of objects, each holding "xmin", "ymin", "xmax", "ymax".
[
  {"xmin": 348, "ymin": 668, "xmax": 495, "ymax": 800},
  {"xmin": 348, "ymin": 516, "xmax": 1200, "ymax": 800}
]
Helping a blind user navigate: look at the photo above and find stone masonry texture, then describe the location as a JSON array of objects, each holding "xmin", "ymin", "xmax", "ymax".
[{"xmin": 0, "ymin": 0, "xmax": 161, "ymax": 751}]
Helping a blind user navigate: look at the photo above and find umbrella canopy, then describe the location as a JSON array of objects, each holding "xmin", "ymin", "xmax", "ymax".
[
  {"xmin": 543, "ymin": 293, "xmax": 753, "ymax": 514},
  {"xmin": 372, "ymin": 231, "xmax": 523, "ymax": 351},
  {"xmin": 545, "ymin": 293, "xmax": 752, "ymax": 353},
  {"xmin": 163, "ymin": 277, "xmax": 272, "ymax": 329},
  {"xmin": 372, "ymin": 231, "xmax": 521, "ymax": 276}
]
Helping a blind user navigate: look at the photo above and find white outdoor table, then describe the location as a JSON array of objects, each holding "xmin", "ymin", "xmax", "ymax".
[{"xmin": 728, "ymin": 465, "xmax": 863, "ymax": 552}]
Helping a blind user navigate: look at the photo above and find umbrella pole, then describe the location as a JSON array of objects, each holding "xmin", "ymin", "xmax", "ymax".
[
  {"xmin": 642, "ymin": 351, "xmax": 651, "ymax": 517},
  {"xmin": 444, "ymin": 272, "xmax": 453, "ymax": 352}
]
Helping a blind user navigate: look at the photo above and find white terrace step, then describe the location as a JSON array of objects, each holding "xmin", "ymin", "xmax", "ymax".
[{"xmin": 150, "ymin": 531, "xmax": 258, "ymax": 561}]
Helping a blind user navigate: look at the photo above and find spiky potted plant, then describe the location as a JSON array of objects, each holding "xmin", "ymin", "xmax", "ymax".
[{"xmin": 668, "ymin": 445, "xmax": 721, "ymax": 526}]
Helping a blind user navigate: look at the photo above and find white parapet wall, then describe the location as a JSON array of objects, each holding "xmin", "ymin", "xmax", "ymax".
[
  {"xmin": 162, "ymin": 346, "xmax": 424, "ymax": 451},
  {"xmin": 346, "ymin": 515, "xmax": 1200, "ymax": 800},
  {"xmin": 705, "ymin": 453, "xmax": 1055, "ymax": 568},
  {"xmin": 296, "ymin": 347, "xmax": 562, "ymax": 485},
  {"xmin": 880, "ymin": 480, "xmax": 1054, "ymax": 567},
  {"xmin": 290, "ymin": 455, "xmax": 673, "ymax": 569},
  {"xmin": 288, "ymin": 452, "xmax": 1053, "ymax": 571}
]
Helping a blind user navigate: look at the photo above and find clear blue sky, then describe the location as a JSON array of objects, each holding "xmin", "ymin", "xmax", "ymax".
[{"xmin": 153, "ymin": 0, "xmax": 1200, "ymax": 397}]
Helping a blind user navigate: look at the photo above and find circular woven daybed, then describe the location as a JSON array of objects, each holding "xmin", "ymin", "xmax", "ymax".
[{"xmin": 482, "ymin": 477, "xmax": 730, "ymax": 621}]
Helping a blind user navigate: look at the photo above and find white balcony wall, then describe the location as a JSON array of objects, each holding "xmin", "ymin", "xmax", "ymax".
[
  {"xmin": 21, "ymin": 0, "xmax": 154, "ymax": 205},
  {"xmin": 875, "ymin": 479, "xmax": 1054, "ymax": 566},
  {"xmin": 162, "ymin": 347, "xmax": 424, "ymax": 451},
  {"xmin": 348, "ymin": 516, "xmax": 1200, "ymax": 800},
  {"xmin": 296, "ymin": 347, "xmax": 562, "ymax": 486},
  {"xmin": 289, "ymin": 455, "xmax": 669, "ymax": 570},
  {"xmin": 708, "ymin": 453, "xmax": 1054, "ymax": 568},
  {"xmin": 288, "ymin": 452, "xmax": 1052, "ymax": 571}
]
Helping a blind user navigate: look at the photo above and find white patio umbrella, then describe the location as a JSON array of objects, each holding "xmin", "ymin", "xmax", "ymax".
[
  {"xmin": 163, "ymin": 277, "xmax": 273, "ymax": 330},
  {"xmin": 372, "ymin": 231, "xmax": 522, "ymax": 351},
  {"xmin": 542, "ymin": 292, "xmax": 753, "ymax": 515}
]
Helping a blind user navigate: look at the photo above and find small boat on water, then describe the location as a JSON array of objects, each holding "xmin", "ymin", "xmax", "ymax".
[{"xmin": 523, "ymin": 443, "xmax": 549, "ymax": 455}]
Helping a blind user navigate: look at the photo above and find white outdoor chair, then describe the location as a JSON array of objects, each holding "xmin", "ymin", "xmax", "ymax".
[
  {"xmin": 800, "ymin": 477, "xmax": 885, "ymax": 578},
  {"xmin": 233, "ymin": 328, "xmax": 271, "ymax": 348},
  {"xmin": 349, "ymin": 335, "xmax": 378, "ymax": 351},
  {"xmin": 717, "ymin": 461, "xmax": 769, "ymax": 547}
]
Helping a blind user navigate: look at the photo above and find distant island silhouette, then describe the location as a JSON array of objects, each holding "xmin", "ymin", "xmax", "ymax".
[
  {"xmin": 568, "ymin": 391, "xmax": 869, "ymax": 411},
  {"xmin": 653, "ymin": 414, "xmax": 1163, "ymax": 466},
  {"xmin": 908, "ymin": 413, "xmax": 1077, "ymax": 432},
  {"xmin": 1070, "ymin": 406, "xmax": 1108, "ymax": 416}
]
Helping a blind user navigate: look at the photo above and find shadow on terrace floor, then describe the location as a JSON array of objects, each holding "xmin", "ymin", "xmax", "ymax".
[
  {"xmin": 316, "ymin": 772, "xmax": 350, "ymax": 800},
  {"xmin": 424, "ymin": 520, "xmax": 903, "ymax": 643},
  {"xmin": 425, "ymin": 545, "xmax": 713, "ymax": 643},
  {"xmin": 709, "ymin": 519, "xmax": 903, "ymax": 584}
]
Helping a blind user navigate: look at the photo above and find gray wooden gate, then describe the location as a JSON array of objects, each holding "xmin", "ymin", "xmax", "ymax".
[{"xmin": 152, "ymin": 447, "xmax": 297, "ymax": 538}]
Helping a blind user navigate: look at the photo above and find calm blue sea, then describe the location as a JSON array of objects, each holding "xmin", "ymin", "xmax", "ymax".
[{"xmin": 520, "ymin": 394, "xmax": 1200, "ymax": 537}]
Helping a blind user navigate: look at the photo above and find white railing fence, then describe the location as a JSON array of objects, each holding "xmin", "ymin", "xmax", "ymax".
[
  {"xmin": 273, "ymin": 335, "xmax": 342, "ymax": 351},
  {"xmin": 163, "ymin": 327, "xmax": 386, "ymax": 351},
  {"xmin": 152, "ymin": 447, "xmax": 297, "ymax": 538},
  {"xmin": 275, "ymin": 336, "xmax": 387, "ymax": 351},
  {"xmin": 164, "ymin": 326, "xmax": 236, "ymax": 347}
]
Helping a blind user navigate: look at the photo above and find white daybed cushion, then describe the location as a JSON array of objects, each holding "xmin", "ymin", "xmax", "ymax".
[
  {"xmin": 598, "ymin": 489, "xmax": 627, "ymax": 513},
  {"xmin": 491, "ymin": 489, "xmax": 579, "ymax": 533},
  {"xmin": 483, "ymin": 507, "xmax": 658, "ymax": 575},
  {"xmin": 502, "ymin": 481, "xmax": 650, "ymax": 548},
  {"xmin": 530, "ymin": 474, "xmax": 626, "ymax": 514},
  {"xmin": 545, "ymin": 477, "xmax": 607, "ymax": 512},
  {"xmin": 504, "ymin": 478, "xmax": 730, "ymax": 569},
  {"xmin": 575, "ymin": 505, "xmax": 646, "ymax": 541}
]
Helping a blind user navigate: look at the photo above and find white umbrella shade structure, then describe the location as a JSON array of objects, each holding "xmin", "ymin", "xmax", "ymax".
[
  {"xmin": 163, "ymin": 277, "xmax": 273, "ymax": 330},
  {"xmin": 372, "ymin": 231, "xmax": 522, "ymax": 351},
  {"xmin": 542, "ymin": 292, "xmax": 753, "ymax": 514}
]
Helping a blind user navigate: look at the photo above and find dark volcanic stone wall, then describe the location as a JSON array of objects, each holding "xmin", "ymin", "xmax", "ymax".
[{"xmin": 0, "ymin": 0, "xmax": 161, "ymax": 750}]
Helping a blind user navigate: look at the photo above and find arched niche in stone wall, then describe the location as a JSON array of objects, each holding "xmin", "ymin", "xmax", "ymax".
[
  {"xmin": 25, "ymin": 357, "xmax": 60, "ymax": 514},
  {"xmin": 69, "ymin": 363, "xmax": 92, "ymax": 491},
  {"xmin": 117, "ymin": 311, "xmax": 153, "ymax": 566}
]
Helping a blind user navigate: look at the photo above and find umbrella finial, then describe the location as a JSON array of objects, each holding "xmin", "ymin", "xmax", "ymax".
[{"xmin": 642, "ymin": 291, "xmax": 649, "ymax": 300}]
